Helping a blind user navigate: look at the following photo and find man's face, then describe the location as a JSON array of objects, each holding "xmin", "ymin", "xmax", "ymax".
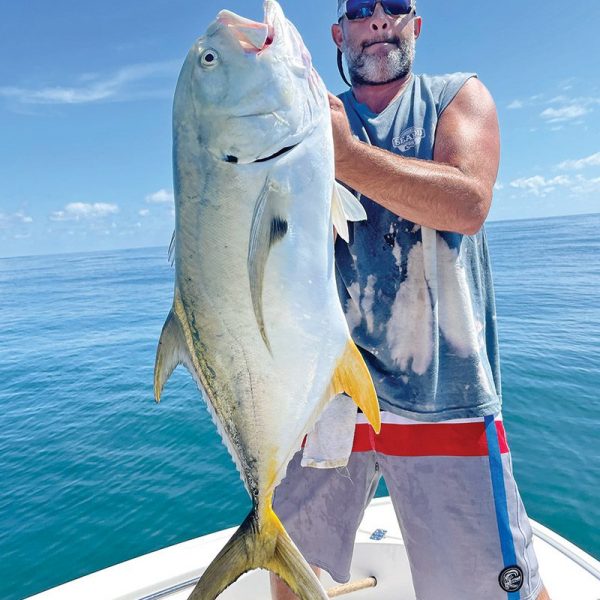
[{"xmin": 333, "ymin": 3, "xmax": 421, "ymax": 86}]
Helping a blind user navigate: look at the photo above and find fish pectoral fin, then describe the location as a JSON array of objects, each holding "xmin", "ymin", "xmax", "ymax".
[
  {"xmin": 331, "ymin": 340, "xmax": 381, "ymax": 434},
  {"xmin": 248, "ymin": 177, "xmax": 288, "ymax": 353},
  {"xmin": 187, "ymin": 503, "xmax": 328, "ymax": 600},
  {"xmin": 153, "ymin": 306, "xmax": 189, "ymax": 403},
  {"xmin": 331, "ymin": 182, "xmax": 367, "ymax": 242}
]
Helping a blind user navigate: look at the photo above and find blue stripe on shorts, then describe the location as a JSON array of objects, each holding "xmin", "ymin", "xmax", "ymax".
[{"xmin": 485, "ymin": 415, "xmax": 521, "ymax": 599}]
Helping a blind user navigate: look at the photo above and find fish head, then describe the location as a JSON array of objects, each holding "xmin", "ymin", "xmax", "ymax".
[{"xmin": 174, "ymin": 0, "xmax": 328, "ymax": 164}]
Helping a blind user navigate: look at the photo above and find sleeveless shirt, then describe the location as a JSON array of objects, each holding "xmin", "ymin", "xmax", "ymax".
[{"xmin": 335, "ymin": 73, "xmax": 502, "ymax": 421}]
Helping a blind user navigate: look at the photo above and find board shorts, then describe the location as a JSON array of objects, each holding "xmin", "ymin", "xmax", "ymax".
[{"xmin": 273, "ymin": 412, "xmax": 543, "ymax": 600}]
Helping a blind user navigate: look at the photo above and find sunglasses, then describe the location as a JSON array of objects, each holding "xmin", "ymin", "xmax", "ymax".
[{"xmin": 339, "ymin": 0, "xmax": 414, "ymax": 21}]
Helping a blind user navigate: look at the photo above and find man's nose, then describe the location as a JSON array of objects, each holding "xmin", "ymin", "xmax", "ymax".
[{"xmin": 369, "ymin": 3, "xmax": 389, "ymax": 31}]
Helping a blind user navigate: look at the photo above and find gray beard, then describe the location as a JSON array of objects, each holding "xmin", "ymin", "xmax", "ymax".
[{"xmin": 344, "ymin": 37, "xmax": 415, "ymax": 86}]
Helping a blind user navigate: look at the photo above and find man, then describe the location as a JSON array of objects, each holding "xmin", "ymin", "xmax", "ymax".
[{"xmin": 271, "ymin": 1, "xmax": 550, "ymax": 598}]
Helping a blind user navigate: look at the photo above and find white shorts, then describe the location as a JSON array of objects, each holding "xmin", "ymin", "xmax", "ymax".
[{"xmin": 273, "ymin": 412, "xmax": 542, "ymax": 600}]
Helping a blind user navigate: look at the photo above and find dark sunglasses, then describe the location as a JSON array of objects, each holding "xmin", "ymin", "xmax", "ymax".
[{"xmin": 339, "ymin": 0, "xmax": 414, "ymax": 21}]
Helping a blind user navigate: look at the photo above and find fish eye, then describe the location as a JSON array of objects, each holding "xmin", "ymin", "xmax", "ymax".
[{"xmin": 200, "ymin": 48, "xmax": 219, "ymax": 68}]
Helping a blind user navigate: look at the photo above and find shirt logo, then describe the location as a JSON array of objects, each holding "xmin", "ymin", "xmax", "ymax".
[
  {"xmin": 498, "ymin": 566, "xmax": 524, "ymax": 592},
  {"xmin": 393, "ymin": 126, "xmax": 426, "ymax": 152}
]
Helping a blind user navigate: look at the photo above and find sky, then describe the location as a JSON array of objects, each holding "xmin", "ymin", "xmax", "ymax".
[{"xmin": 0, "ymin": 0, "xmax": 599, "ymax": 257}]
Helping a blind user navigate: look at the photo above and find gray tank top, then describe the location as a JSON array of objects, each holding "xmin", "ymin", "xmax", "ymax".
[{"xmin": 336, "ymin": 72, "xmax": 502, "ymax": 421}]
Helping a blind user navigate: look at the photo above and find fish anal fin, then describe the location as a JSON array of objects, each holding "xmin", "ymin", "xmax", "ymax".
[
  {"xmin": 330, "ymin": 340, "xmax": 381, "ymax": 434},
  {"xmin": 187, "ymin": 498, "xmax": 328, "ymax": 600},
  {"xmin": 153, "ymin": 301, "xmax": 190, "ymax": 403}
]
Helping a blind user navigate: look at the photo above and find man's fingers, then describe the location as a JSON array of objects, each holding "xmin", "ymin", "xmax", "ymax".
[{"xmin": 328, "ymin": 91, "xmax": 344, "ymax": 111}]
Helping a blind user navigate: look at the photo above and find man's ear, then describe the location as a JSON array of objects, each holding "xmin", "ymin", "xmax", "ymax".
[
  {"xmin": 413, "ymin": 16, "xmax": 422, "ymax": 39},
  {"xmin": 332, "ymin": 23, "xmax": 344, "ymax": 50}
]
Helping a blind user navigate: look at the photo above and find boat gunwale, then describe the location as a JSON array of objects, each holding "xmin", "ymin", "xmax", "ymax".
[
  {"xmin": 25, "ymin": 497, "xmax": 600, "ymax": 600},
  {"xmin": 530, "ymin": 520, "xmax": 600, "ymax": 580}
]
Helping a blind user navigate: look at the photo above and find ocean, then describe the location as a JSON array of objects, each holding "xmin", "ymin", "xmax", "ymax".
[{"xmin": 0, "ymin": 213, "xmax": 598, "ymax": 600}]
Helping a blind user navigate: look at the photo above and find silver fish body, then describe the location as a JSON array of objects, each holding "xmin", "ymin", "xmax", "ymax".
[{"xmin": 155, "ymin": 2, "xmax": 380, "ymax": 597}]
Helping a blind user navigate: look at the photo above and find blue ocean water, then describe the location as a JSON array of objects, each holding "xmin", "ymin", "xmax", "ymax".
[{"xmin": 0, "ymin": 213, "xmax": 598, "ymax": 600}]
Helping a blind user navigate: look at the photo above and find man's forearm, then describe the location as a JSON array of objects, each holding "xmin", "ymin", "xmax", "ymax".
[{"xmin": 336, "ymin": 138, "xmax": 491, "ymax": 235}]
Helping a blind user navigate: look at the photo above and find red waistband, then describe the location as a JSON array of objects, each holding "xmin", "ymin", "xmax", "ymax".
[{"xmin": 303, "ymin": 420, "xmax": 509, "ymax": 457}]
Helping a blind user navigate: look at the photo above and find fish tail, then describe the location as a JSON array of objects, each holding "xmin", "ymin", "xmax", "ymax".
[
  {"xmin": 187, "ymin": 502, "xmax": 328, "ymax": 600},
  {"xmin": 265, "ymin": 507, "xmax": 329, "ymax": 600}
]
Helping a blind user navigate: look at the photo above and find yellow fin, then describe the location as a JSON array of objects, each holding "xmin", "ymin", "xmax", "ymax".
[
  {"xmin": 331, "ymin": 340, "xmax": 381, "ymax": 434},
  {"xmin": 187, "ymin": 496, "xmax": 328, "ymax": 600}
]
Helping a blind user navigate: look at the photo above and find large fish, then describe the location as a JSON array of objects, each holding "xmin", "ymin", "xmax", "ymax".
[{"xmin": 154, "ymin": 1, "xmax": 381, "ymax": 597}]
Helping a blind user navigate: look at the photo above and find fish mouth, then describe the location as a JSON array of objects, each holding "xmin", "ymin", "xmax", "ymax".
[
  {"xmin": 225, "ymin": 142, "xmax": 299, "ymax": 165},
  {"xmin": 217, "ymin": 2, "xmax": 277, "ymax": 53}
]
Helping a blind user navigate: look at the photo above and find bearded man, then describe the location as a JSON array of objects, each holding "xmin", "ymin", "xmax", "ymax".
[{"xmin": 271, "ymin": 1, "xmax": 550, "ymax": 598}]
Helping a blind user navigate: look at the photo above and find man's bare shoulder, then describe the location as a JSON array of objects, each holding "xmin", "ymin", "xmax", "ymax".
[{"xmin": 443, "ymin": 77, "xmax": 498, "ymax": 121}]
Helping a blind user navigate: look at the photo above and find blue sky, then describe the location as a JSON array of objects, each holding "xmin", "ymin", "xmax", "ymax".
[{"xmin": 1, "ymin": 0, "xmax": 599, "ymax": 257}]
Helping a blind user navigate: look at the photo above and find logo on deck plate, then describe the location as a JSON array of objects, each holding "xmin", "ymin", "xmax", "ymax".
[
  {"xmin": 499, "ymin": 566, "xmax": 524, "ymax": 592},
  {"xmin": 370, "ymin": 529, "xmax": 387, "ymax": 541}
]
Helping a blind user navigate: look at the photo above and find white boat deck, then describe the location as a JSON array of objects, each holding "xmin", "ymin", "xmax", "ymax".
[{"xmin": 27, "ymin": 498, "xmax": 600, "ymax": 600}]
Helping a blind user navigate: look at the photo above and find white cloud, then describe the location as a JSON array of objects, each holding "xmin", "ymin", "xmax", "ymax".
[
  {"xmin": 51, "ymin": 202, "xmax": 119, "ymax": 221},
  {"xmin": 506, "ymin": 83, "xmax": 599, "ymax": 125},
  {"xmin": 509, "ymin": 175, "xmax": 571, "ymax": 197},
  {"xmin": 138, "ymin": 208, "xmax": 150, "ymax": 217},
  {"xmin": 494, "ymin": 182, "xmax": 504, "ymax": 191},
  {"xmin": 509, "ymin": 173, "xmax": 600, "ymax": 199},
  {"xmin": 145, "ymin": 189, "xmax": 174, "ymax": 204},
  {"xmin": 0, "ymin": 210, "xmax": 34, "ymax": 229},
  {"xmin": 0, "ymin": 60, "xmax": 179, "ymax": 105},
  {"xmin": 14, "ymin": 210, "xmax": 33, "ymax": 224},
  {"xmin": 571, "ymin": 175, "xmax": 600, "ymax": 195},
  {"xmin": 540, "ymin": 105, "xmax": 590, "ymax": 123},
  {"xmin": 558, "ymin": 152, "xmax": 600, "ymax": 171},
  {"xmin": 505, "ymin": 94, "xmax": 545, "ymax": 110}
]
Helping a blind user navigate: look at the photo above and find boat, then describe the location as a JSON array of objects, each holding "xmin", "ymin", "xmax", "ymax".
[{"xmin": 27, "ymin": 497, "xmax": 600, "ymax": 599}]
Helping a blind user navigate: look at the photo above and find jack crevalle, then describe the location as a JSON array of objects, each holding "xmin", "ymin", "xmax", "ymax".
[{"xmin": 154, "ymin": 1, "xmax": 381, "ymax": 598}]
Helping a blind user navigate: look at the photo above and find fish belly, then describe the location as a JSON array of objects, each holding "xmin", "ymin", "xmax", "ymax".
[{"xmin": 175, "ymin": 148, "xmax": 348, "ymax": 495}]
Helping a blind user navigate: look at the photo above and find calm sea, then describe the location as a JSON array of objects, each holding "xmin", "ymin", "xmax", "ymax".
[{"xmin": 1, "ymin": 213, "xmax": 598, "ymax": 600}]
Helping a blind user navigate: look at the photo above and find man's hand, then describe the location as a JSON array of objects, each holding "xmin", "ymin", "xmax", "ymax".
[{"xmin": 328, "ymin": 93, "xmax": 357, "ymax": 173}]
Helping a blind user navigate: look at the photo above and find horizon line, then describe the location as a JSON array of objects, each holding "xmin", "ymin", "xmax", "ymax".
[{"xmin": 1, "ymin": 211, "xmax": 598, "ymax": 261}]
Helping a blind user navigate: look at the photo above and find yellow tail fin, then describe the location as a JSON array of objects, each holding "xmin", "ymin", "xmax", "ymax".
[
  {"xmin": 188, "ymin": 502, "xmax": 328, "ymax": 600},
  {"xmin": 331, "ymin": 341, "xmax": 381, "ymax": 434}
]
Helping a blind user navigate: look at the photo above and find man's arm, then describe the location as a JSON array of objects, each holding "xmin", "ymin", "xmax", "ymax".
[{"xmin": 330, "ymin": 78, "xmax": 500, "ymax": 235}]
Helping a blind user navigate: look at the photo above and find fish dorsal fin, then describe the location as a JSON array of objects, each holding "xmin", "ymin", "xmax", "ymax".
[
  {"xmin": 331, "ymin": 182, "xmax": 367, "ymax": 242},
  {"xmin": 330, "ymin": 340, "xmax": 381, "ymax": 433},
  {"xmin": 248, "ymin": 177, "xmax": 288, "ymax": 353}
]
